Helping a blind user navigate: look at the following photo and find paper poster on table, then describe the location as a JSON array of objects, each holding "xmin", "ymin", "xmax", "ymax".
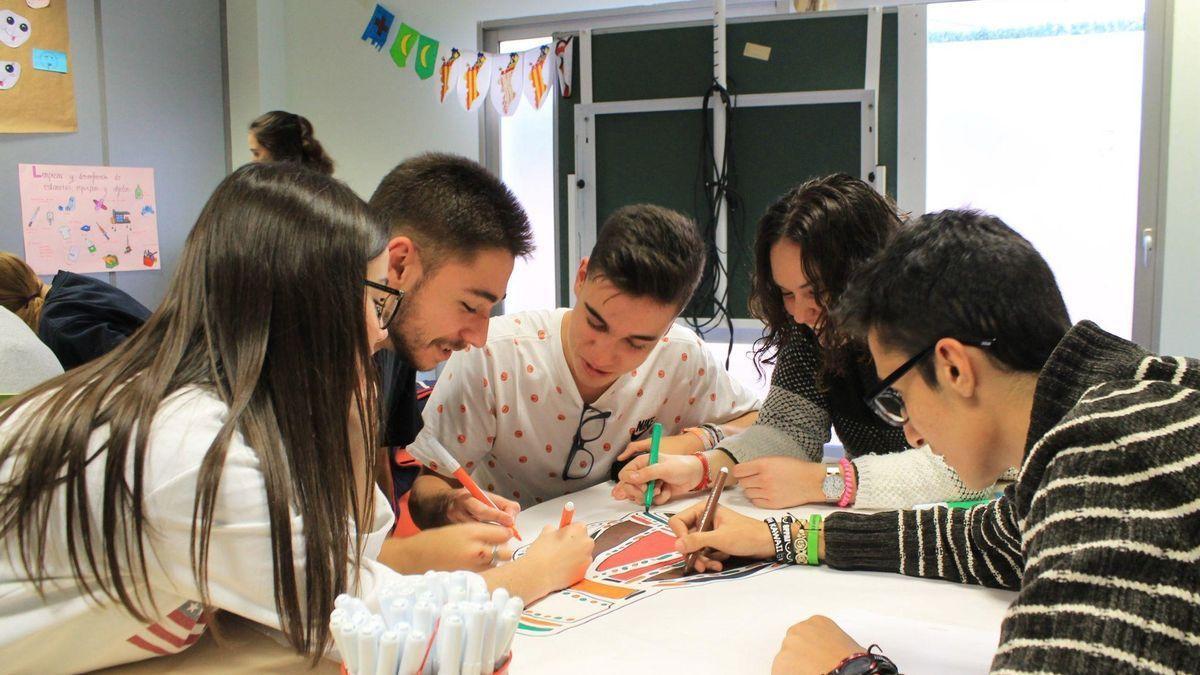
[
  {"xmin": 456, "ymin": 51, "xmax": 492, "ymax": 111},
  {"xmin": 18, "ymin": 163, "xmax": 161, "ymax": 275},
  {"xmin": 512, "ymin": 511, "xmax": 783, "ymax": 636},
  {"xmin": 0, "ymin": 0, "xmax": 77, "ymax": 133},
  {"xmin": 489, "ymin": 51, "xmax": 524, "ymax": 116},
  {"xmin": 522, "ymin": 44, "xmax": 554, "ymax": 111}
]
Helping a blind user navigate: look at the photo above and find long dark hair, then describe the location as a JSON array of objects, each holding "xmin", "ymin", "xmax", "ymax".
[
  {"xmin": 0, "ymin": 163, "xmax": 385, "ymax": 662},
  {"xmin": 750, "ymin": 174, "xmax": 904, "ymax": 378},
  {"xmin": 249, "ymin": 110, "xmax": 335, "ymax": 175}
]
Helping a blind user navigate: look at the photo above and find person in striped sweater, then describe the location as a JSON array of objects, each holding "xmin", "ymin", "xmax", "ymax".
[{"xmin": 669, "ymin": 209, "xmax": 1199, "ymax": 673}]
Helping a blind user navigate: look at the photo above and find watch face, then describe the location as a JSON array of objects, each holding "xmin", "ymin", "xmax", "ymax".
[{"xmin": 822, "ymin": 473, "xmax": 844, "ymax": 501}]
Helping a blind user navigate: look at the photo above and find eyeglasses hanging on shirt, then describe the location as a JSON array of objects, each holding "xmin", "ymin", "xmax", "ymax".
[{"xmin": 563, "ymin": 403, "xmax": 612, "ymax": 480}]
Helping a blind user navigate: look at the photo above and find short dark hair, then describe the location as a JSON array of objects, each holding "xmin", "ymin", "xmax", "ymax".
[
  {"xmin": 835, "ymin": 209, "xmax": 1072, "ymax": 383},
  {"xmin": 587, "ymin": 204, "xmax": 705, "ymax": 309},
  {"xmin": 368, "ymin": 153, "xmax": 533, "ymax": 267}
]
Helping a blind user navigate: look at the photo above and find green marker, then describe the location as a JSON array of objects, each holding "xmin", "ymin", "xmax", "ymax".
[{"xmin": 644, "ymin": 422, "xmax": 663, "ymax": 513}]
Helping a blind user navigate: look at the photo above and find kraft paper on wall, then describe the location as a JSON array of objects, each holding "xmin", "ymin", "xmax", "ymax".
[{"xmin": 0, "ymin": 0, "xmax": 77, "ymax": 133}]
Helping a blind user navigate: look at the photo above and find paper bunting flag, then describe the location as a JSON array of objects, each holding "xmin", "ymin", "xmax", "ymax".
[
  {"xmin": 489, "ymin": 52, "xmax": 524, "ymax": 116},
  {"xmin": 360, "ymin": 4, "xmax": 394, "ymax": 51},
  {"xmin": 437, "ymin": 47, "xmax": 466, "ymax": 103},
  {"xmin": 414, "ymin": 34, "xmax": 439, "ymax": 80},
  {"xmin": 555, "ymin": 37, "xmax": 574, "ymax": 98},
  {"xmin": 456, "ymin": 52, "xmax": 493, "ymax": 111},
  {"xmin": 390, "ymin": 23, "xmax": 420, "ymax": 68},
  {"xmin": 522, "ymin": 44, "xmax": 554, "ymax": 110}
]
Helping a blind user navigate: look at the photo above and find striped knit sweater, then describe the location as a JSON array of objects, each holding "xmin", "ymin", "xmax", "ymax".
[
  {"xmin": 719, "ymin": 324, "xmax": 991, "ymax": 507},
  {"xmin": 823, "ymin": 321, "xmax": 1200, "ymax": 673}
]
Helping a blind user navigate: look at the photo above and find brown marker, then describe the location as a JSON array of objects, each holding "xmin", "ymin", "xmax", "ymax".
[{"xmin": 683, "ymin": 466, "xmax": 729, "ymax": 575}]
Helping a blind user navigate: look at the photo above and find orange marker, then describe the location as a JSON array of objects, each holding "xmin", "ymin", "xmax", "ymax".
[
  {"xmin": 559, "ymin": 501, "xmax": 575, "ymax": 528},
  {"xmin": 451, "ymin": 466, "xmax": 523, "ymax": 541}
]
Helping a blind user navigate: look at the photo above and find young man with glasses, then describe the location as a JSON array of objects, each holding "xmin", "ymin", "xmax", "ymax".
[
  {"xmin": 364, "ymin": 153, "xmax": 595, "ymax": 602},
  {"xmin": 406, "ymin": 204, "xmax": 760, "ymax": 509},
  {"xmin": 666, "ymin": 210, "xmax": 1200, "ymax": 673}
]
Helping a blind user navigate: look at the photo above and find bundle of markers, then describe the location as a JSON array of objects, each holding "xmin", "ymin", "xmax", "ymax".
[{"xmin": 330, "ymin": 570, "xmax": 522, "ymax": 675}]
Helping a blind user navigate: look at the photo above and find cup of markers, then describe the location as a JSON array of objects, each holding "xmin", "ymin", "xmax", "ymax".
[{"xmin": 331, "ymin": 570, "xmax": 521, "ymax": 675}]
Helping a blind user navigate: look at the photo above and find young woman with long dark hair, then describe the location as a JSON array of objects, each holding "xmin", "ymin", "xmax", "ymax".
[
  {"xmin": 0, "ymin": 163, "xmax": 589, "ymax": 671},
  {"xmin": 617, "ymin": 174, "xmax": 996, "ymax": 509}
]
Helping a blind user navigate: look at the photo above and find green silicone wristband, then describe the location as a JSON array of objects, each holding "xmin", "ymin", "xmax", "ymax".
[{"xmin": 807, "ymin": 514, "xmax": 821, "ymax": 566}]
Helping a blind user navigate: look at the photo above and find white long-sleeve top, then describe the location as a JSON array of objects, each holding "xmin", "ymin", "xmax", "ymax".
[{"xmin": 0, "ymin": 386, "xmax": 400, "ymax": 673}]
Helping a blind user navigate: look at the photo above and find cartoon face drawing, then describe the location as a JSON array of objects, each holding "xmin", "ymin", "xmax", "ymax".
[
  {"xmin": 0, "ymin": 10, "xmax": 31, "ymax": 49},
  {"xmin": 0, "ymin": 61, "xmax": 18, "ymax": 89}
]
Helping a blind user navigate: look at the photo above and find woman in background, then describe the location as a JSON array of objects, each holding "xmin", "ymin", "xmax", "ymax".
[{"xmin": 248, "ymin": 110, "xmax": 335, "ymax": 174}]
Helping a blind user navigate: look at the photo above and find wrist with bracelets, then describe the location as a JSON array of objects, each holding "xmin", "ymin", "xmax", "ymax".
[
  {"xmin": 829, "ymin": 645, "xmax": 900, "ymax": 675},
  {"xmin": 765, "ymin": 513, "xmax": 822, "ymax": 565}
]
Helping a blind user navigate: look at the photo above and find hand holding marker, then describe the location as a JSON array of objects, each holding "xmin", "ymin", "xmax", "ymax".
[
  {"xmin": 420, "ymin": 437, "xmax": 522, "ymax": 541},
  {"xmin": 643, "ymin": 422, "xmax": 663, "ymax": 513}
]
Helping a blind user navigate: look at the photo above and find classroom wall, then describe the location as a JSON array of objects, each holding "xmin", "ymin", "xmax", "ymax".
[
  {"xmin": 229, "ymin": 0, "xmax": 1200, "ymax": 354},
  {"xmin": 224, "ymin": 0, "xmax": 677, "ymax": 199},
  {"xmin": 1157, "ymin": 0, "xmax": 1200, "ymax": 356},
  {"xmin": 0, "ymin": 1, "xmax": 228, "ymax": 310}
]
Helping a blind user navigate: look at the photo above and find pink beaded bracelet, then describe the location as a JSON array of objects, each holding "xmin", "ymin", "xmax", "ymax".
[{"xmin": 837, "ymin": 457, "xmax": 857, "ymax": 507}]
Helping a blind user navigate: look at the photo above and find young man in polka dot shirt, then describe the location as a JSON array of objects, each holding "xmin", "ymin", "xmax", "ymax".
[{"xmin": 407, "ymin": 204, "xmax": 761, "ymax": 512}]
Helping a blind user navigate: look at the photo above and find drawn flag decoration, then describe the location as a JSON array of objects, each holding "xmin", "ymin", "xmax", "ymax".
[
  {"xmin": 555, "ymin": 37, "xmax": 575, "ymax": 98},
  {"xmin": 361, "ymin": 4, "xmax": 394, "ymax": 51},
  {"xmin": 124, "ymin": 601, "xmax": 209, "ymax": 656},
  {"xmin": 522, "ymin": 44, "xmax": 554, "ymax": 110},
  {"xmin": 457, "ymin": 52, "xmax": 492, "ymax": 111},
  {"xmin": 489, "ymin": 52, "xmax": 524, "ymax": 116},
  {"xmin": 413, "ymin": 33, "xmax": 439, "ymax": 80},
  {"xmin": 390, "ymin": 22, "xmax": 420, "ymax": 68},
  {"xmin": 437, "ymin": 47, "xmax": 465, "ymax": 103}
]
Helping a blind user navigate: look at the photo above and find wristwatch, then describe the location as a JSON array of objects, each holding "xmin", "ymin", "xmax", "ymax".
[{"xmin": 821, "ymin": 463, "xmax": 845, "ymax": 503}]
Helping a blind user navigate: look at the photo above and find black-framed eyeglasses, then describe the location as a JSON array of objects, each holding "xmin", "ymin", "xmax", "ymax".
[
  {"xmin": 563, "ymin": 403, "xmax": 612, "ymax": 481},
  {"xmin": 864, "ymin": 338, "xmax": 996, "ymax": 427},
  {"xmin": 363, "ymin": 279, "xmax": 404, "ymax": 330}
]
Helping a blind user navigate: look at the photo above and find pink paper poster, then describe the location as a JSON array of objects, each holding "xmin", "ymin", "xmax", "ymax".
[{"xmin": 18, "ymin": 163, "xmax": 161, "ymax": 275}]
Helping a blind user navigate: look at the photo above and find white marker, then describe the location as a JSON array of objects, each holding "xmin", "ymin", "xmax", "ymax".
[
  {"xmin": 437, "ymin": 615, "xmax": 465, "ymax": 675},
  {"xmin": 493, "ymin": 609, "xmax": 520, "ymax": 670},
  {"xmin": 478, "ymin": 601, "xmax": 497, "ymax": 675},
  {"xmin": 376, "ymin": 629, "xmax": 402, "ymax": 675},
  {"xmin": 461, "ymin": 603, "xmax": 484, "ymax": 675},
  {"xmin": 329, "ymin": 615, "xmax": 353, "ymax": 674},
  {"xmin": 397, "ymin": 629, "xmax": 427, "ymax": 675},
  {"xmin": 357, "ymin": 620, "xmax": 382, "ymax": 675}
]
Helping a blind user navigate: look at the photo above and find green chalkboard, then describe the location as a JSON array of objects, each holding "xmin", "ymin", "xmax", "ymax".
[{"xmin": 556, "ymin": 12, "xmax": 899, "ymax": 313}]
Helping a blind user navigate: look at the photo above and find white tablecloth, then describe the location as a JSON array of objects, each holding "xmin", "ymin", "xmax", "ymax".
[{"xmin": 510, "ymin": 483, "xmax": 1016, "ymax": 675}]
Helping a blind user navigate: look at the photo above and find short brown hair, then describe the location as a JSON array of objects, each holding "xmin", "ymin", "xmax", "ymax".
[
  {"xmin": 368, "ymin": 153, "xmax": 533, "ymax": 267},
  {"xmin": 588, "ymin": 204, "xmax": 705, "ymax": 309}
]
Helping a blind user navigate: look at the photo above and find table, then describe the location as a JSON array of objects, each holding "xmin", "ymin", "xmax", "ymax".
[
  {"xmin": 102, "ymin": 482, "xmax": 1016, "ymax": 674},
  {"xmin": 509, "ymin": 483, "xmax": 1016, "ymax": 675}
]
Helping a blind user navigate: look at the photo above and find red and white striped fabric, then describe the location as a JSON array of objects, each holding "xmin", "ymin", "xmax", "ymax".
[{"xmin": 125, "ymin": 601, "xmax": 208, "ymax": 656}]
